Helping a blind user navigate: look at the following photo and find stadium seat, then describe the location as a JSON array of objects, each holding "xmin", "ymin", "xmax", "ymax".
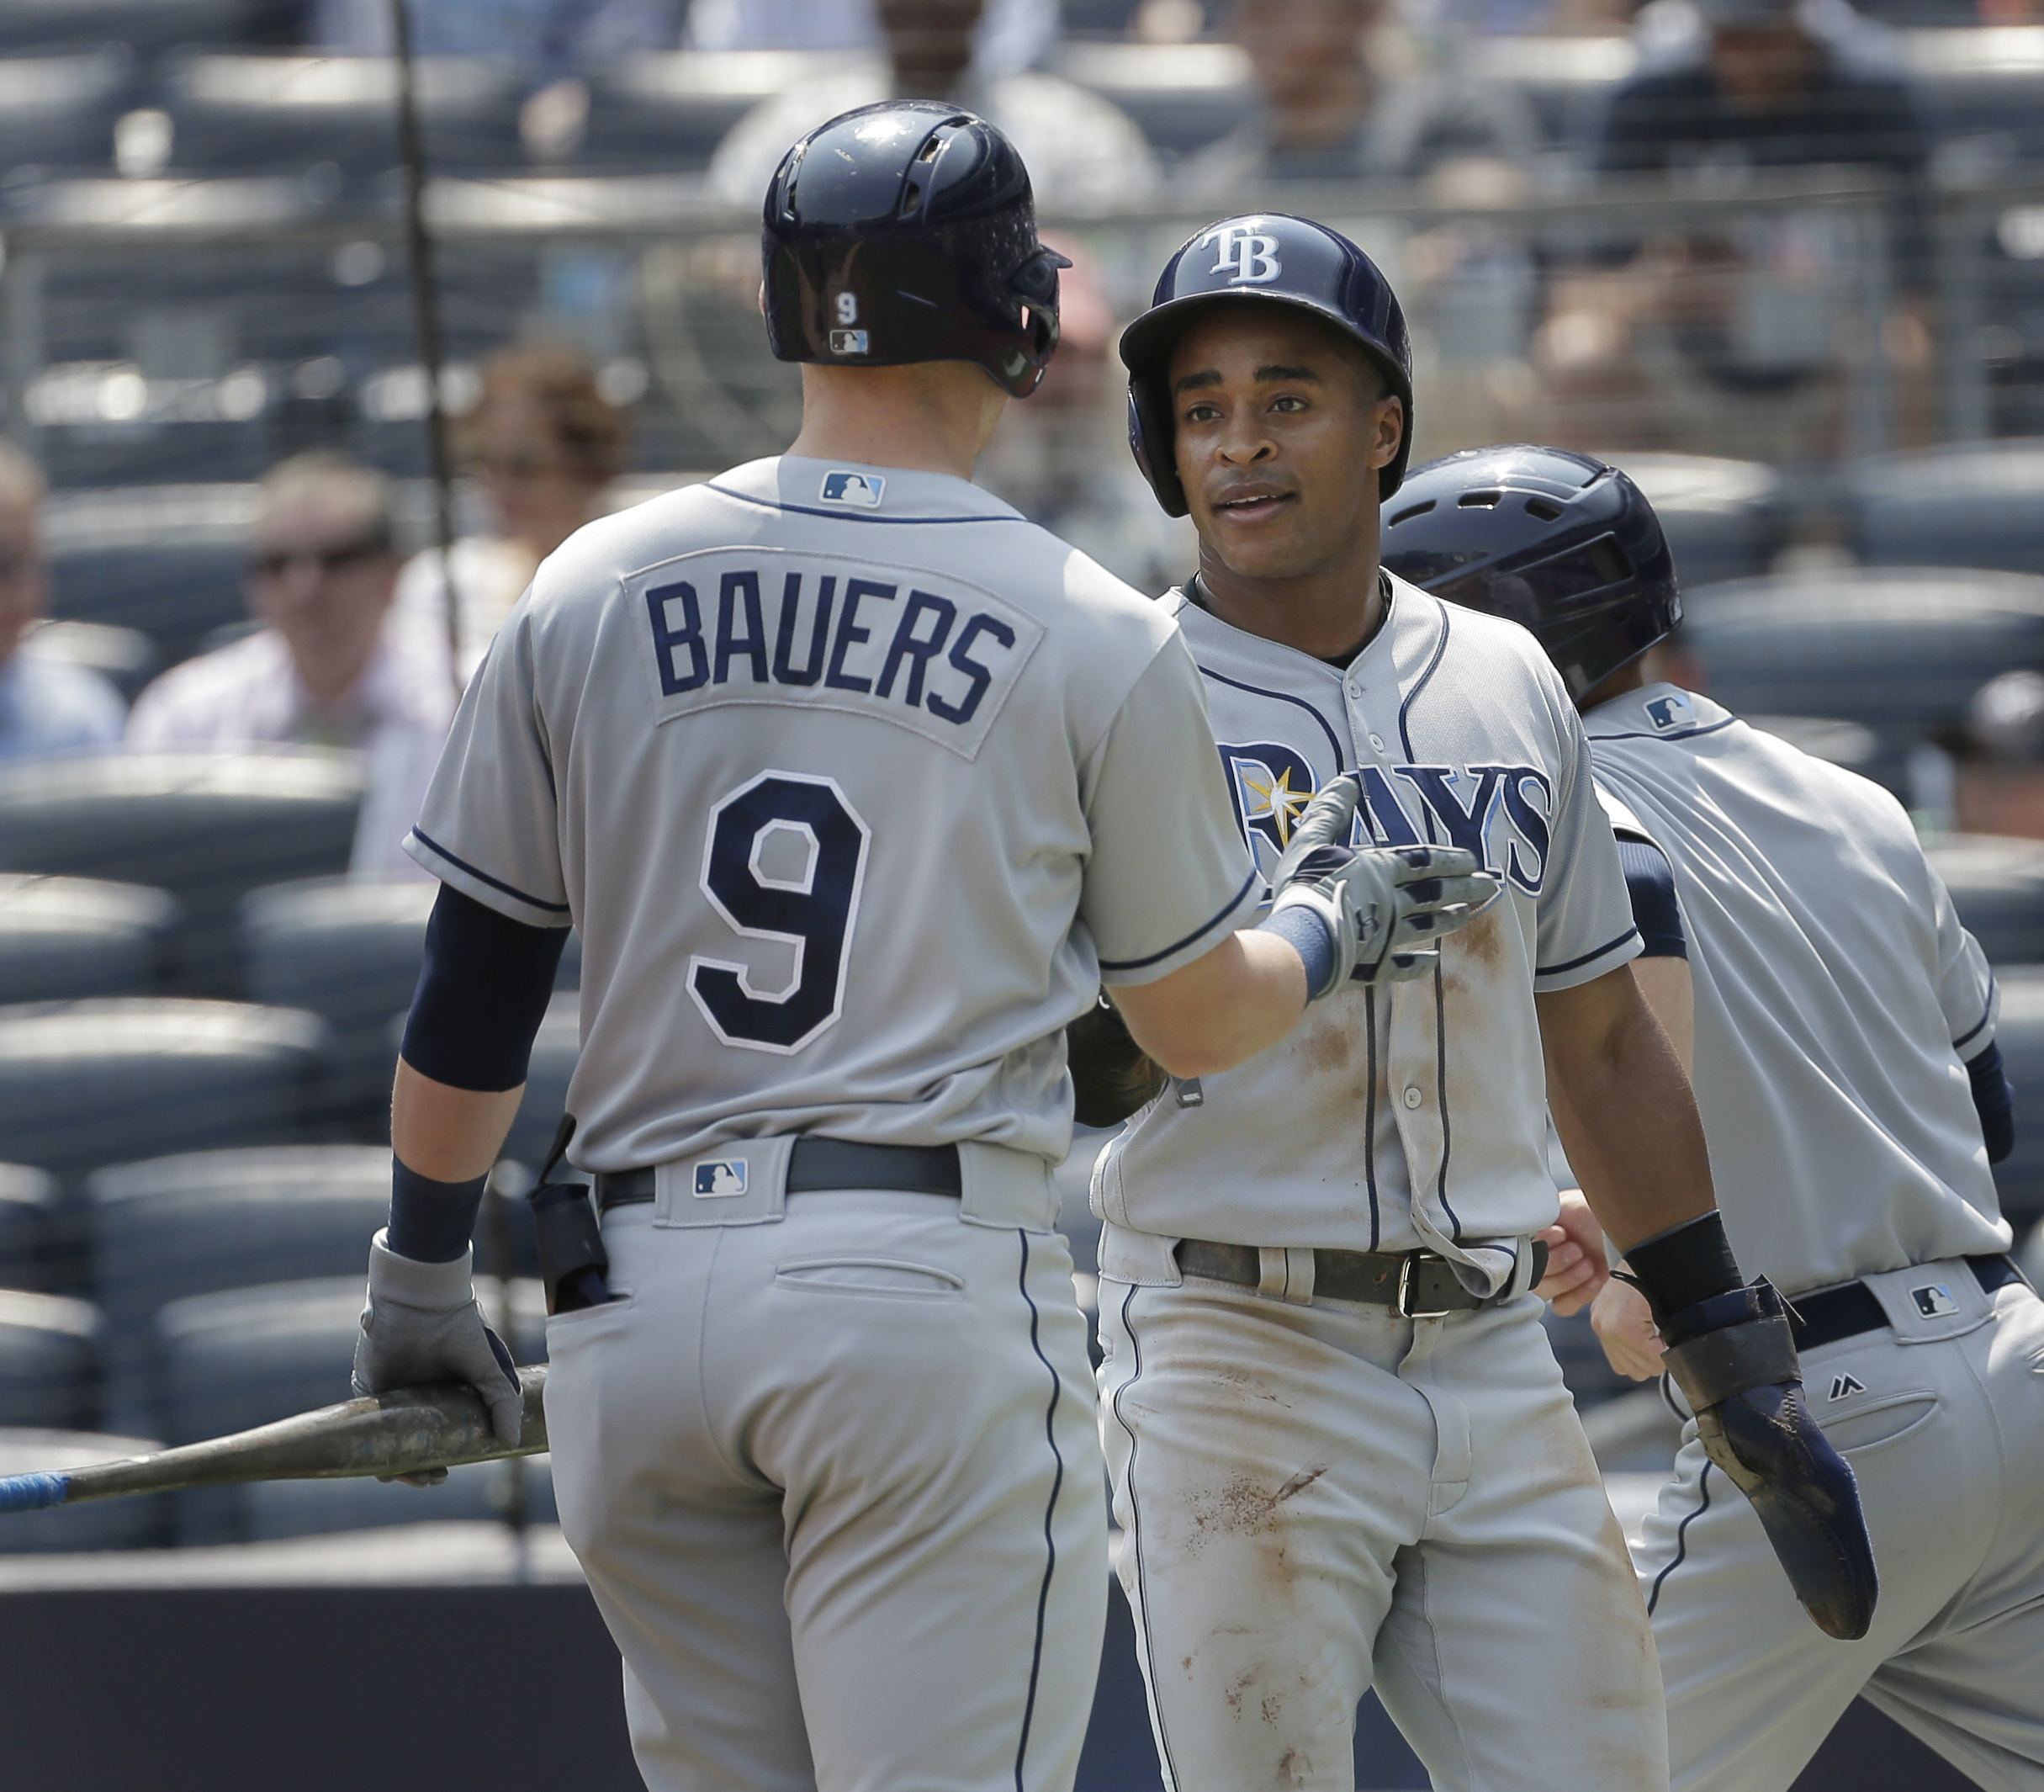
[
  {"xmin": 87, "ymin": 1143, "xmax": 391, "ymax": 1437},
  {"xmin": 162, "ymin": 52, "xmax": 520, "ymax": 182},
  {"xmin": 1904, "ymin": 28, "xmax": 2044, "ymax": 171},
  {"xmin": 241, "ymin": 878, "xmax": 581, "ymax": 1136},
  {"xmin": 0, "ymin": 750, "xmax": 363, "ymax": 993},
  {"xmin": 1844, "ymin": 442, "xmax": 2044, "ymax": 578},
  {"xmin": 0, "ymin": 874, "xmax": 176, "ymax": 1005},
  {"xmin": 1989, "ymin": 967, "xmax": 2044, "ymax": 1232},
  {"xmin": 0, "ymin": 1290, "xmax": 100, "ymax": 1431},
  {"xmin": 42, "ymin": 483, "xmax": 259, "ymax": 671},
  {"xmin": 1597, "ymin": 452, "xmax": 1785, "ymax": 594},
  {"xmin": 0, "ymin": 0, "xmax": 257, "ymax": 58},
  {"xmin": 1681, "ymin": 568, "xmax": 2044, "ymax": 795},
  {"xmin": 580, "ymin": 51, "xmax": 828, "ymax": 172},
  {"xmin": 1925, "ymin": 836, "xmax": 2044, "ymax": 968},
  {"xmin": 0, "ymin": 1163, "xmax": 59, "ymax": 1292},
  {"xmin": 1050, "ymin": 40, "xmax": 1257, "ymax": 158},
  {"xmin": 0, "ymin": 49, "xmax": 135, "ymax": 178},
  {"xmin": 152, "ymin": 1274, "xmax": 545, "ymax": 1544},
  {"xmin": 0, "ymin": 1428, "xmax": 162, "ymax": 1553},
  {"xmin": 20, "ymin": 618, "xmax": 159, "ymax": 702},
  {"xmin": 0, "ymin": 999, "xmax": 327, "ymax": 1191}
]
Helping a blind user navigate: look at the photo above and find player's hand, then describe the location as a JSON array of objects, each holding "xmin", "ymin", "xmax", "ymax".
[
  {"xmin": 353, "ymin": 1232, "xmax": 525, "ymax": 1480},
  {"xmin": 1534, "ymin": 1188, "xmax": 1610, "ymax": 1317},
  {"xmin": 1591, "ymin": 1275, "xmax": 1666, "ymax": 1380},
  {"xmin": 1268, "ymin": 778, "xmax": 1500, "ymax": 993}
]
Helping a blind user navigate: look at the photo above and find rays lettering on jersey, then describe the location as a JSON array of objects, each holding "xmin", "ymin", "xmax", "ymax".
[
  {"xmin": 647, "ymin": 567, "xmax": 1018, "ymax": 728},
  {"xmin": 1220, "ymin": 744, "xmax": 1554, "ymax": 894}
]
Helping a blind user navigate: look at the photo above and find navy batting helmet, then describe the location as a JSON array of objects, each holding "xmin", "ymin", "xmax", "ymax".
[
  {"xmin": 1379, "ymin": 445, "xmax": 1681, "ymax": 702},
  {"xmin": 1120, "ymin": 213, "xmax": 1415, "ymax": 516},
  {"xmin": 762, "ymin": 100, "xmax": 1071, "ymax": 399}
]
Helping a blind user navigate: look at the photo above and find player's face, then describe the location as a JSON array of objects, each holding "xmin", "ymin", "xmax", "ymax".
[{"xmin": 1168, "ymin": 307, "xmax": 1403, "ymax": 586}]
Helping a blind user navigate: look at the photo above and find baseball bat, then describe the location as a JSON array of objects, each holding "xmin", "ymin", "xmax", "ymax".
[{"xmin": 0, "ymin": 1366, "xmax": 548, "ymax": 1515}]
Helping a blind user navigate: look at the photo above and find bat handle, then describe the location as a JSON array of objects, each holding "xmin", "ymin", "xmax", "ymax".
[{"xmin": 0, "ymin": 1471, "xmax": 70, "ymax": 1513}]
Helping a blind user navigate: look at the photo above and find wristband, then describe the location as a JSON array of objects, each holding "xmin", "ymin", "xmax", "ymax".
[
  {"xmin": 386, "ymin": 1161, "xmax": 488, "ymax": 1264},
  {"xmin": 1259, "ymin": 900, "xmax": 1337, "ymax": 1001}
]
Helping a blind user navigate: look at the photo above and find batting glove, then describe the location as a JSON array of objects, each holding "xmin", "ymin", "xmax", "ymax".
[
  {"xmin": 1658, "ymin": 1280, "xmax": 1878, "ymax": 1640},
  {"xmin": 353, "ymin": 1233, "xmax": 526, "ymax": 1467},
  {"xmin": 1266, "ymin": 776, "xmax": 1500, "ymax": 994}
]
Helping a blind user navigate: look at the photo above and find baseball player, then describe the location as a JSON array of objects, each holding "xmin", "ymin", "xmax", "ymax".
[
  {"xmin": 1384, "ymin": 443, "xmax": 2038, "ymax": 1792},
  {"xmin": 1087, "ymin": 215, "xmax": 1875, "ymax": 1792},
  {"xmin": 345, "ymin": 110, "xmax": 1493, "ymax": 1792}
]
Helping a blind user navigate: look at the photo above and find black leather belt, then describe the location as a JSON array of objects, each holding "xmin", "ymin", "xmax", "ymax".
[
  {"xmin": 1175, "ymin": 1237, "xmax": 1546, "ymax": 1317},
  {"xmin": 1787, "ymin": 1254, "xmax": 2025, "ymax": 1352},
  {"xmin": 596, "ymin": 1137, "xmax": 961, "ymax": 1211}
]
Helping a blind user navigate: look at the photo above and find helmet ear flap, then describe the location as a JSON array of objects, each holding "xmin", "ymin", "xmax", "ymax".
[{"xmin": 1125, "ymin": 382, "xmax": 1188, "ymax": 518}]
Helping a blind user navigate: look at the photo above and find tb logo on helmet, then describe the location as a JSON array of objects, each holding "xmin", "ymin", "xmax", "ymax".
[{"xmin": 1199, "ymin": 222, "xmax": 1282, "ymax": 286}]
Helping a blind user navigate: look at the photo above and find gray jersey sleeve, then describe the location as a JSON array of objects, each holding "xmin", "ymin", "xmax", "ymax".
[
  {"xmin": 405, "ymin": 607, "xmax": 574, "ymax": 930},
  {"xmin": 1932, "ymin": 878, "xmax": 1998, "ymax": 1058},
  {"xmin": 1532, "ymin": 715, "xmax": 1641, "ymax": 992},
  {"xmin": 1083, "ymin": 631, "xmax": 1258, "ymax": 987}
]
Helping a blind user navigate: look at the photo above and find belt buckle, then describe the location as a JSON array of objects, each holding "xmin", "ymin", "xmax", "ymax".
[{"xmin": 1397, "ymin": 1254, "xmax": 1454, "ymax": 1320}]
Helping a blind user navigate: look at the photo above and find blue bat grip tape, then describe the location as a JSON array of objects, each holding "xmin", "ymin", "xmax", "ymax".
[{"xmin": 0, "ymin": 1471, "xmax": 69, "ymax": 1512}]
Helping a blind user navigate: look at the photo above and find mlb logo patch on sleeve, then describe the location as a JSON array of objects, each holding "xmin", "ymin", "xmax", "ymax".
[
  {"xmin": 820, "ymin": 469, "xmax": 884, "ymax": 507},
  {"xmin": 1644, "ymin": 692, "xmax": 1696, "ymax": 733},
  {"xmin": 695, "ymin": 1158, "xmax": 749, "ymax": 1198}
]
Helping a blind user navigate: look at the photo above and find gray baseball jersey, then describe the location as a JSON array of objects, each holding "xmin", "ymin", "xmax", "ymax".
[
  {"xmin": 1093, "ymin": 576, "xmax": 1641, "ymax": 1276},
  {"xmin": 408, "ymin": 454, "xmax": 1258, "ymax": 1174},
  {"xmin": 1584, "ymin": 684, "xmax": 2044, "ymax": 1792},
  {"xmin": 1584, "ymin": 683, "xmax": 2006, "ymax": 1293}
]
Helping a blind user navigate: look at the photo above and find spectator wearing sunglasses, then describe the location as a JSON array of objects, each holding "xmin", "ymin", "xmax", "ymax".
[
  {"xmin": 126, "ymin": 453, "xmax": 454, "ymax": 877},
  {"xmin": 393, "ymin": 342, "xmax": 629, "ymax": 678},
  {"xmin": 0, "ymin": 443, "xmax": 126, "ymax": 761}
]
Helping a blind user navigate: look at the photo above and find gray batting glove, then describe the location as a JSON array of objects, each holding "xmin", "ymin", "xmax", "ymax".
[
  {"xmin": 353, "ymin": 1233, "xmax": 525, "ymax": 1471},
  {"xmin": 1268, "ymin": 777, "xmax": 1499, "ymax": 993}
]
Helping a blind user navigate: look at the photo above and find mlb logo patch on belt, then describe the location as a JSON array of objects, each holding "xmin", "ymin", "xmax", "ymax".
[
  {"xmin": 819, "ymin": 469, "xmax": 882, "ymax": 506},
  {"xmin": 1910, "ymin": 1282, "xmax": 1959, "ymax": 1317},
  {"xmin": 695, "ymin": 1158, "xmax": 749, "ymax": 1199}
]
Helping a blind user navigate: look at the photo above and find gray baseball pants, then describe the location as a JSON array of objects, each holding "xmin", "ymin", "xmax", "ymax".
[
  {"xmin": 545, "ymin": 1188, "xmax": 1108, "ymax": 1792},
  {"xmin": 1096, "ymin": 1247, "xmax": 1668, "ymax": 1792},
  {"xmin": 1642, "ymin": 1262, "xmax": 2044, "ymax": 1792}
]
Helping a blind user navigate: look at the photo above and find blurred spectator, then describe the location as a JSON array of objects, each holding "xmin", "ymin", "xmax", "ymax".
[
  {"xmin": 125, "ymin": 454, "xmax": 452, "ymax": 879},
  {"xmin": 707, "ymin": 0, "xmax": 1157, "ymax": 215},
  {"xmin": 0, "ymin": 445, "xmax": 125, "ymax": 761},
  {"xmin": 977, "ymin": 235, "xmax": 1194, "ymax": 591},
  {"xmin": 686, "ymin": 0, "xmax": 1057, "ymax": 74},
  {"xmin": 396, "ymin": 344, "xmax": 628, "ymax": 677},
  {"xmin": 1597, "ymin": 0, "xmax": 1929, "ymax": 183},
  {"xmin": 1536, "ymin": 0, "xmax": 1934, "ymax": 458},
  {"xmin": 1947, "ymin": 670, "xmax": 2044, "ymax": 840},
  {"xmin": 1177, "ymin": 0, "xmax": 1541, "ymax": 196}
]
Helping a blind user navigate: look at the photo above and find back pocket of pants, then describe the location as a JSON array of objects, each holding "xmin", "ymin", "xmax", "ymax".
[
  {"xmin": 1819, "ymin": 1389, "xmax": 1939, "ymax": 1458},
  {"xmin": 774, "ymin": 1256, "xmax": 966, "ymax": 1298}
]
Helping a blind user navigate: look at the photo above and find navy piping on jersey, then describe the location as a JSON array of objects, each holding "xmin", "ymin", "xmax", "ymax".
[
  {"xmin": 703, "ymin": 480, "xmax": 1023, "ymax": 528},
  {"xmin": 1195, "ymin": 664, "xmax": 1346, "ymax": 771},
  {"xmin": 1538, "ymin": 925, "xmax": 1641, "ymax": 979},
  {"xmin": 1364, "ymin": 986, "xmax": 1381, "ymax": 1251},
  {"xmin": 1589, "ymin": 718, "xmax": 1739, "ymax": 746},
  {"xmin": 1433, "ymin": 962, "xmax": 1461, "ymax": 1240},
  {"xmin": 1398, "ymin": 600, "xmax": 1452, "ymax": 766},
  {"xmin": 1953, "ymin": 978, "xmax": 1998, "ymax": 1055},
  {"xmin": 409, "ymin": 829, "xmax": 573, "ymax": 915},
  {"xmin": 1013, "ymin": 1230, "xmax": 1065, "ymax": 1792},
  {"xmin": 1109, "ymin": 1284, "xmax": 1184, "ymax": 1792},
  {"xmin": 1646, "ymin": 1460, "xmax": 1714, "ymax": 1616},
  {"xmin": 1098, "ymin": 868, "xmax": 1260, "ymax": 973}
]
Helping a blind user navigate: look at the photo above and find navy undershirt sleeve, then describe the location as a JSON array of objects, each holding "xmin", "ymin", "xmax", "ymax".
[
  {"xmin": 1616, "ymin": 835, "xmax": 1687, "ymax": 960},
  {"xmin": 1965, "ymin": 1040, "xmax": 2015, "ymax": 1166},
  {"xmin": 400, "ymin": 884, "xmax": 569, "ymax": 1093}
]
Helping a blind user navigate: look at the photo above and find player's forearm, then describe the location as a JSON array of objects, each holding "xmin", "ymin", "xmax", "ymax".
[
  {"xmin": 392, "ymin": 1059, "xmax": 526, "ymax": 1183},
  {"xmin": 1112, "ymin": 929, "xmax": 1307, "ymax": 1079},
  {"xmin": 1538, "ymin": 968, "xmax": 1716, "ymax": 1254}
]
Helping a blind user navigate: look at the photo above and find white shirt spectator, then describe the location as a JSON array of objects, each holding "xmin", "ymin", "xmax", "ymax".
[
  {"xmin": 124, "ymin": 620, "xmax": 453, "ymax": 879},
  {"xmin": 709, "ymin": 64, "xmax": 1158, "ymax": 215},
  {"xmin": 0, "ymin": 649, "xmax": 124, "ymax": 761}
]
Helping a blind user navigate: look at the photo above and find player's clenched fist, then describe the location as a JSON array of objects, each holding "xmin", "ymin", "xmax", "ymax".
[{"xmin": 1263, "ymin": 775, "xmax": 1500, "ymax": 993}]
